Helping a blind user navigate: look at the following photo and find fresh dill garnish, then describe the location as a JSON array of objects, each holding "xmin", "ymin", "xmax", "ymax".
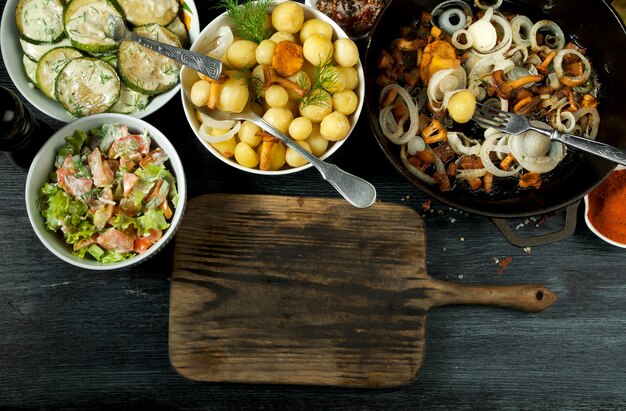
[
  {"xmin": 218, "ymin": 0, "xmax": 273, "ymax": 44},
  {"xmin": 234, "ymin": 67, "xmax": 264, "ymax": 103},
  {"xmin": 299, "ymin": 57, "xmax": 341, "ymax": 108}
]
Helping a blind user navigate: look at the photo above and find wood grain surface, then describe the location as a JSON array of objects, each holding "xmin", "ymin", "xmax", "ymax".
[
  {"xmin": 2, "ymin": 0, "xmax": 626, "ymax": 409},
  {"xmin": 170, "ymin": 194, "xmax": 555, "ymax": 387}
]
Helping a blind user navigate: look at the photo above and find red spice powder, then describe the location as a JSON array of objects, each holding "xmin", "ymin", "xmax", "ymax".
[{"xmin": 587, "ymin": 169, "xmax": 626, "ymax": 244}]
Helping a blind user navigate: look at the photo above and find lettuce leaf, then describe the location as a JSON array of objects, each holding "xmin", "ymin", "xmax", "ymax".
[{"xmin": 136, "ymin": 208, "xmax": 170, "ymax": 235}]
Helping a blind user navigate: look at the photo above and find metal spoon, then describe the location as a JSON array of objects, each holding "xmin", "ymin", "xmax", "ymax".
[
  {"xmin": 105, "ymin": 14, "xmax": 222, "ymax": 81},
  {"xmin": 181, "ymin": 73, "xmax": 377, "ymax": 208}
]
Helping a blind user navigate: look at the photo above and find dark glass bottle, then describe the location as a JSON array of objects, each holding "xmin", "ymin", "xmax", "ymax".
[{"xmin": 0, "ymin": 86, "xmax": 51, "ymax": 170}]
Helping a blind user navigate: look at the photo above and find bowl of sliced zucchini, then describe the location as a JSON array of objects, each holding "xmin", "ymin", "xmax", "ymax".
[{"xmin": 1, "ymin": 0, "xmax": 200, "ymax": 122}]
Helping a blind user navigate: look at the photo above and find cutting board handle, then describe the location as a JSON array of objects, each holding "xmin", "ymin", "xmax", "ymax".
[{"xmin": 425, "ymin": 279, "xmax": 557, "ymax": 312}]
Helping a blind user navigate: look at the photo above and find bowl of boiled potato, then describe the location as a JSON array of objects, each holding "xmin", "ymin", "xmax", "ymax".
[{"xmin": 180, "ymin": 0, "xmax": 364, "ymax": 174}]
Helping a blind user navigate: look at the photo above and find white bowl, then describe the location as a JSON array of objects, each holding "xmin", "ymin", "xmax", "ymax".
[
  {"xmin": 25, "ymin": 113, "xmax": 187, "ymax": 270},
  {"xmin": 583, "ymin": 165, "xmax": 626, "ymax": 248},
  {"xmin": 1, "ymin": 0, "xmax": 200, "ymax": 123},
  {"xmin": 181, "ymin": 0, "xmax": 365, "ymax": 175}
]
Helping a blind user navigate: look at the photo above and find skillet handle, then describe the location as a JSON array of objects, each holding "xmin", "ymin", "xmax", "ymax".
[{"xmin": 492, "ymin": 200, "xmax": 580, "ymax": 247}]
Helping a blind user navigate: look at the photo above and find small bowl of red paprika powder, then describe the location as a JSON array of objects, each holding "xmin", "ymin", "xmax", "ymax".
[{"xmin": 584, "ymin": 166, "xmax": 626, "ymax": 248}]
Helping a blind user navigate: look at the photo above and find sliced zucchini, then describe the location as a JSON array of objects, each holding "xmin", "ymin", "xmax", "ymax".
[
  {"xmin": 110, "ymin": 83, "xmax": 151, "ymax": 114},
  {"xmin": 117, "ymin": 24, "xmax": 181, "ymax": 96},
  {"xmin": 102, "ymin": 55, "xmax": 152, "ymax": 114},
  {"xmin": 116, "ymin": 0, "xmax": 179, "ymax": 26},
  {"xmin": 15, "ymin": 0, "xmax": 65, "ymax": 44},
  {"xmin": 64, "ymin": 0, "xmax": 122, "ymax": 53},
  {"xmin": 36, "ymin": 46, "xmax": 83, "ymax": 100},
  {"xmin": 23, "ymin": 54, "xmax": 38, "ymax": 86},
  {"xmin": 55, "ymin": 57, "xmax": 121, "ymax": 117},
  {"xmin": 166, "ymin": 16, "xmax": 189, "ymax": 48},
  {"xmin": 20, "ymin": 37, "xmax": 72, "ymax": 61}
]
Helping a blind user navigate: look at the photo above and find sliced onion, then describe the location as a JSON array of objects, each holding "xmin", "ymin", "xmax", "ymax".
[
  {"xmin": 456, "ymin": 167, "xmax": 488, "ymax": 180},
  {"xmin": 475, "ymin": 0, "xmax": 503, "ymax": 10},
  {"xmin": 505, "ymin": 45, "xmax": 529, "ymax": 65},
  {"xmin": 407, "ymin": 136, "xmax": 426, "ymax": 155},
  {"xmin": 199, "ymin": 121, "xmax": 241, "ymax": 143},
  {"xmin": 199, "ymin": 111, "xmax": 236, "ymax": 130},
  {"xmin": 448, "ymin": 131, "xmax": 482, "ymax": 155},
  {"xmin": 573, "ymin": 107, "xmax": 600, "ymax": 140},
  {"xmin": 452, "ymin": 30, "xmax": 473, "ymax": 50},
  {"xmin": 480, "ymin": 133, "xmax": 523, "ymax": 177},
  {"xmin": 428, "ymin": 67, "xmax": 467, "ymax": 111},
  {"xmin": 547, "ymin": 72, "xmax": 561, "ymax": 89},
  {"xmin": 514, "ymin": 140, "xmax": 566, "ymax": 173},
  {"xmin": 379, "ymin": 104, "xmax": 408, "ymax": 142},
  {"xmin": 530, "ymin": 20, "xmax": 565, "ymax": 51},
  {"xmin": 555, "ymin": 105, "xmax": 576, "ymax": 133},
  {"xmin": 473, "ymin": 13, "xmax": 513, "ymax": 58},
  {"xmin": 378, "ymin": 84, "xmax": 419, "ymax": 145},
  {"xmin": 432, "ymin": 0, "xmax": 474, "ymax": 29},
  {"xmin": 508, "ymin": 122, "xmax": 566, "ymax": 174},
  {"xmin": 554, "ymin": 48, "xmax": 592, "ymax": 87},
  {"xmin": 204, "ymin": 26, "xmax": 234, "ymax": 59},
  {"xmin": 400, "ymin": 144, "xmax": 438, "ymax": 185},
  {"xmin": 468, "ymin": 8, "xmax": 497, "ymax": 53},
  {"xmin": 439, "ymin": 8, "xmax": 467, "ymax": 35},
  {"xmin": 378, "ymin": 84, "xmax": 420, "ymax": 145},
  {"xmin": 511, "ymin": 15, "xmax": 533, "ymax": 46}
]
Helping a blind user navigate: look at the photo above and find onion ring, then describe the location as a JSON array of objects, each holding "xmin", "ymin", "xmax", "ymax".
[
  {"xmin": 554, "ymin": 48, "xmax": 592, "ymax": 87},
  {"xmin": 378, "ymin": 84, "xmax": 420, "ymax": 145},
  {"xmin": 199, "ymin": 121, "xmax": 241, "ymax": 144},
  {"xmin": 530, "ymin": 20, "xmax": 565, "ymax": 51},
  {"xmin": 511, "ymin": 15, "xmax": 533, "ymax": 46}
]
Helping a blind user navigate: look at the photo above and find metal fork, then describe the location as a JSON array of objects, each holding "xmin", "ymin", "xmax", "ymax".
[
  {"xmin": 472, "ymin": 102, "xmax": 626, "ymax": 166},
  {"xmin": 105, "ymin": 14, "xmax": 222, "ymax": 81}
]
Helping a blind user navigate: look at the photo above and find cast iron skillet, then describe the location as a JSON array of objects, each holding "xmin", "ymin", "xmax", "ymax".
[{"xmin": 364, "ymin": 0, "xmax": 626, "ymax": 243}]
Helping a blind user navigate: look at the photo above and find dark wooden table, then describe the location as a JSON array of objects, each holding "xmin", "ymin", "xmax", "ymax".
[{"xmin": 2, "ymin": 1, "xmax": 626, "ymax": 409}]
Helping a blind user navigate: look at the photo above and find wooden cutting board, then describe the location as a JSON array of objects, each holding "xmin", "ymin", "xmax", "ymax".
[{"xmin": 169, "ymin": 194, "xmax": 556, "ymax": 388}]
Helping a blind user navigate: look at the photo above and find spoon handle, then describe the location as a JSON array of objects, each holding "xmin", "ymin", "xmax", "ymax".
[
  {"xmin": 129, "ymin": 33, "xmax": 223, "ymax": 81},
  {"xmin": 253, "ymin": 117, "xmax": 377, "ymax": 208}
]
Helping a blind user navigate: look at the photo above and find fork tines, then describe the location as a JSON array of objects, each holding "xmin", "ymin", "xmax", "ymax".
[{"xmin": 472, "ymin": 102, "xmax": 509, "ymax": 131}]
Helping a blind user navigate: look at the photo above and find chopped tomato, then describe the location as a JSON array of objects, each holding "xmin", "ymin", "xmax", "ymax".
[{"xmin": 133, "ymin": 237, "xmax": 153, "ymax": 254}]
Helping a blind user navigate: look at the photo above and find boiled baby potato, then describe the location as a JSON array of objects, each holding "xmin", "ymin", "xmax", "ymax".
[{"xmin": 271, "ymin": 1, "xmax": 304, "ymax": 33}]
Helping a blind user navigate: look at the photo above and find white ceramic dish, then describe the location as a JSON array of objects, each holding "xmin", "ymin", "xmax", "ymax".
[
  {"xmin": 1, "ymin": 0, "xmax": 200, "ymax": 123},
  {"xmin": 583, "ymin": 165, "xmax": 626, "ymax": 248},
  {"xmin": 25, "ymin": 113, "xmax": 187, "ymax": 270},
  {"xmin": 181, "ymin": 0, "xmax": 365, "ymax": 175}
]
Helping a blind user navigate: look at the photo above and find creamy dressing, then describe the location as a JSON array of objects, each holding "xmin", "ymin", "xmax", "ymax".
[
  {"xmin": 56, "ymin": 58, "xmax": 120, "ymax": 116},
  {"xmin": 119, "ymin": 25, "xmax": 181, "ymax": 93},
  {"xmin": 20, "ymin": 38, "xmax": 72, "ymax": 61},
  {"xmin": 19, "ymin": 0, "xmax": 64, "ymax": 42},
  {"xmin": 37, "ymin": 48, "xmax": 83, "ymax": 99},
  {"xmin": 111, "ymin": 84, "xmax": 150, "ymax": 114},
  {"xmin": 65, "ymin": 1, "xmax": 119, "ymax": 47},
  {"xmin": 22, "ymin": 55, "xmax": 38, "ymax": 84},
  {"xmin": 117, "ymin": 0, "xmax": 179, "ymax": 26}
]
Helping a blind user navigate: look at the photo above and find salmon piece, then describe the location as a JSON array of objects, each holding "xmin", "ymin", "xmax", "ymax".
[
  {"xmin": 96, "ymin": 229, "xmax": 134, "ymax": 253},
  {"xmin": 123, "ymin": 173, "xmax": 140, "ymax": 197},
  {"xmin": 88, "ymin": 148, "xmax": 115, "ymax": 187},
  {"xmin": 56, "ymin": 168, "xmax": 92, "ymax": 197},
  {"xmin": 139, "ymin": 149, "xmax": 169, "ymax": 168}
]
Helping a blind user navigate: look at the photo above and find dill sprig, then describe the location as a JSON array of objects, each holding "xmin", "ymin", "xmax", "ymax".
[
  {"xmin": 234, "ymin": 67, "xmax": 264, "ymax": 103},
  {"xmin": 299, "ymin": 57, "xmax": 341, "ymax": 108},
  {"xmin": 218, "ymin": 0, "xmax": 273, "ymax": 44}
]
